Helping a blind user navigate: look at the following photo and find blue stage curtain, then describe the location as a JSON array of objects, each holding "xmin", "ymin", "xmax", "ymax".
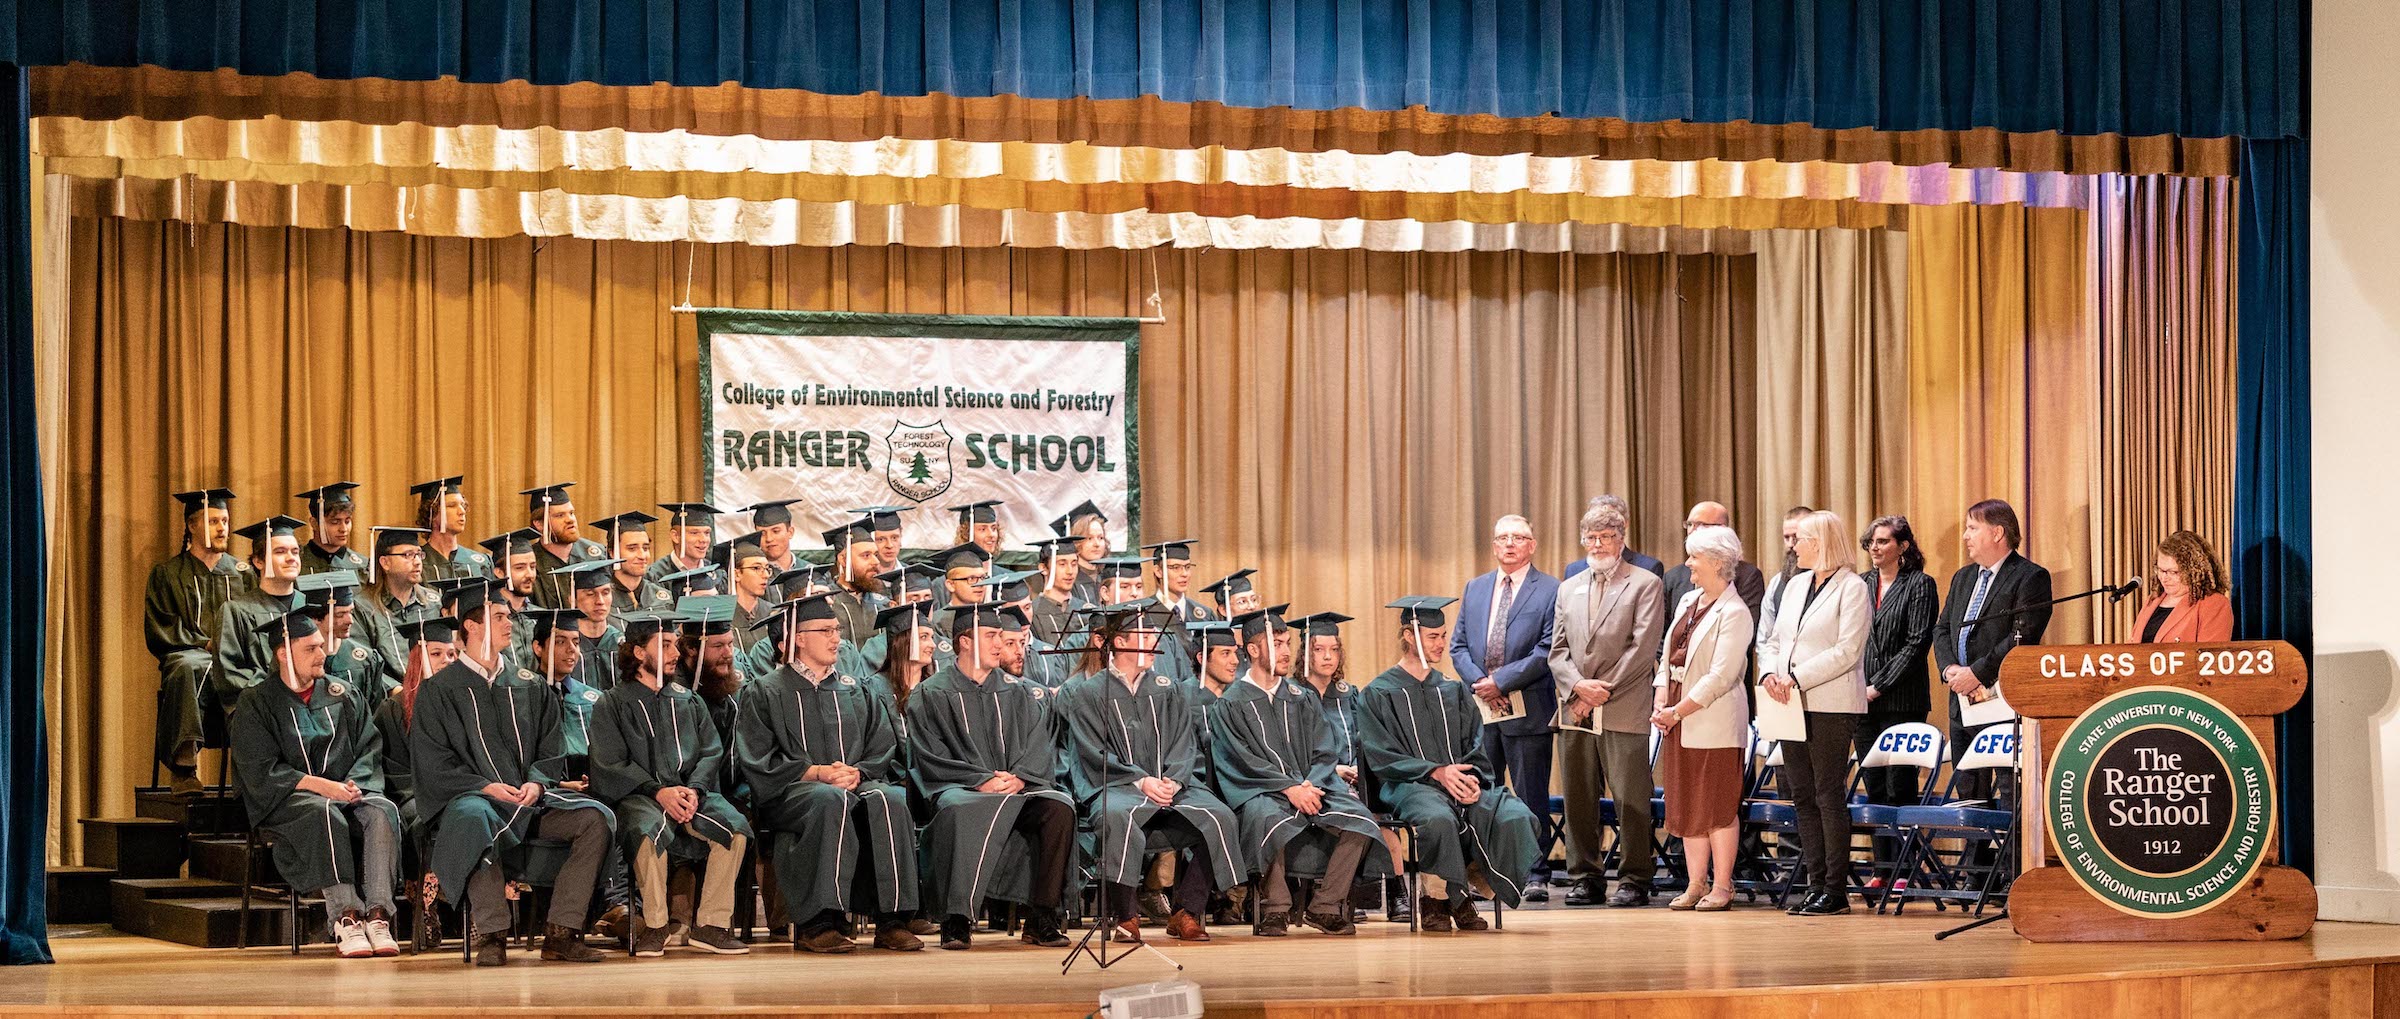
[
  {"xmin": 0, "ymin": 60, "xmax": 52, "ymax": 966},
  {"xmin": 0, "ymin": 0, "xmax": 2302, "ymax": 139},
  {"xmin": 2234, "ymin": 137, "xmax": 2310, "ymax": 876}
]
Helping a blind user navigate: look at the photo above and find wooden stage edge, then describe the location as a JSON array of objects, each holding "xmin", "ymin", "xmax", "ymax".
[{"xmin": 10, "ymin": 909, "xmax": 2400, "ymax": 1019}]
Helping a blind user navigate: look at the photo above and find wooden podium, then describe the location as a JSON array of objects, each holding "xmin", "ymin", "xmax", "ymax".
[{"xmin": 2000, "ymin": 640, "xmax": 2315, "ymax": 942}]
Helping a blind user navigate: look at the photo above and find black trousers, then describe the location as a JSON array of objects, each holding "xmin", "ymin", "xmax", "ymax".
[
  {"xmin": 1854, "ymin": 709, "xmax": 1923, "ymax": 868},
  {"xmin": 1106, "ymin": 837, "xmax": 1210, "ymax": 921},
  {"xmin": 1779, "ymin": 712, "xmax": 1858, "ymax": 892},
  {"xmin": 1012, "ymin": 797, "xmax": 1076, "ymax": 911}
]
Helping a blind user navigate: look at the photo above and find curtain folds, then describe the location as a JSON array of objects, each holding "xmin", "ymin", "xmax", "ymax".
[
  {"xmin": 0, "ymin": 62, "xmax": 52, "ymax": 966},
  {"xmin": 1751, "ymin": 228, "xmax": 1912, "ymax": 555}
]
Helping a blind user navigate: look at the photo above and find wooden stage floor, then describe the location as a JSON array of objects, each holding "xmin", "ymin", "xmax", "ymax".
[{"xmin": 10, "ymin": 906, "xmax": 2399, "ymax": 1018}]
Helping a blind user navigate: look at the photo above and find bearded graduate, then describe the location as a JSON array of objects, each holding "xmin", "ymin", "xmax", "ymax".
[
  {"xmin": 1053, "ymin": 600, "xmax": 1246, "ymax": 945},
  {"xmin": 1208, "ymin": 607, "xmax": 1388, "ymax": 937},
  {"xmin": 731, "ymin": 592, "xmax": 923, "ymax": 955},
  {"xmin": 1357, "ymin": 597, "xmax": 1541, "ymax": 933},
  {"xmin": 905, "ymin": 602, "xmax": 1077, "ymax": 951},
  {"xmin": 228, "ymin": 608, "xmax": 404, "ymax": 959},
  {"xmin": 407, "ymin": 577, "xmax": 617, "ymax": 966}
]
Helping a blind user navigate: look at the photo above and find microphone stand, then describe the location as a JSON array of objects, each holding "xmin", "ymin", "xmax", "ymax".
[{"xmin": 1934, "ymin": 580, "xmax": 2138, "ymax": 940}]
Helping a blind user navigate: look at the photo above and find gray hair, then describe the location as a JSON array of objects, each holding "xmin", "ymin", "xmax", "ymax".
[
  {"xmin": 1493, "ymin": 514, "xmax": 1534, "ymax": 537},
  {"xmin": 1589, "ymin": 494, "xmax": 1630, "ymax": 515},
  {"xmin": 1579, "ymin": 503, "xmax": 1628, "ymax": 537},
  {"xmin": 1684, "ymin": 525, "xmax": 1744, "ymax": 572}
]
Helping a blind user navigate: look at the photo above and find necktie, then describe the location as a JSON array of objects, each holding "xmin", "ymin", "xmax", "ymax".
[
  {"xmin": 1958, "ymin": 567, "xmax": 1993, "ymax": 663},
  {"xmin": 1485, "ymin": 575, "xmax": 1515, "ymax": 671}
]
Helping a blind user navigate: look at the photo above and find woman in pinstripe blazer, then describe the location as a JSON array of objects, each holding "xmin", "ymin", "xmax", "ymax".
[{"xmin": 1856, "ymin": 516, "xmax": 1939, "ymax": 809}]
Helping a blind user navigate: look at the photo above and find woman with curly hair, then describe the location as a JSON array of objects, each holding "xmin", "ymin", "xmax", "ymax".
[{"xmin": 2131, "ymin": 530, "xmax": 2234, "ymax": 643}]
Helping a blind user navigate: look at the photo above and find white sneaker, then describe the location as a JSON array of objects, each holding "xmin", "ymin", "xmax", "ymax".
[
  {"xmin": 363, "ymin": 913, "xmax": 401, "ymax": 957},
  {"xmin": 333, "ymin": 915, "xmax": 375, "ymax": 959}
]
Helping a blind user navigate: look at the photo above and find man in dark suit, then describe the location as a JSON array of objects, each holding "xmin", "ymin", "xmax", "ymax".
[
  {"xmin": 1930, "ymin": 499, "xmax": 2051, "ymax": 802},
  {"xmin": 1449, "ymin": 514, "xmax": 1561, "ymax": 899},
  {"xmin": 1561, "ymin": 495, "xmax": 1665, "ymax": 580},
  {"xmin": 1658, "ymin": 501, "xmax": 1766, "ymax": 621}
]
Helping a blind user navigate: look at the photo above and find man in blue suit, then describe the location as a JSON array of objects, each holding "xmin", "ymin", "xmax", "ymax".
[{"xmin": 1449, "ymin": 514, "xmax": 1561, "ymax": 900}]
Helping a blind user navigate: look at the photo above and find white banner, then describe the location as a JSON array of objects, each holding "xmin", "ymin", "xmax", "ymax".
[{"xmin": 700, "ymin": 311, "xmax": 1138, "ymax": 549}]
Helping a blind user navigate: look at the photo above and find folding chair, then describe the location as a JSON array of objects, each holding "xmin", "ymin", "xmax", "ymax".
[
  {"xmin": 1884, "ymin": 724, "xmax": 2018, "ymax": 916},
  {"xmin": 1845, "ymin": 722, "xmax": 1947, "ymax": 908},
  {"xmin": 233, "ymin": 826, "xmax": 305, "ymax": 954},
  {"xmin": 1736, "ymin": 732, "xmax": 1806, "ymax": 904}
]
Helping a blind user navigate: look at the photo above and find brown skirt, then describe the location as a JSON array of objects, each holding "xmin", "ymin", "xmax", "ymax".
[{"xmin": 1660, "ymin": 686, "xmax": 1744, "ymax": 838}]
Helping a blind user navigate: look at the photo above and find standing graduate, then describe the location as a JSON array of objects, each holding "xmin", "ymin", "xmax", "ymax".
[
  {"xmin": 589, "ymin": 609, "xmax": 754, "ymax": 957},
  {"xmin": 408, "ymin": 577, "xmax": 616, "ymax": 966},
  {"xmin": 949, "ymin": 499, "xmax": 1005, "ymax": 556},
  {"xmin": 905, "ymin": 603, "xmax": 1077, "ymax": 951},
  {"xmin": 296, "ymin": 482, "xmax": 371, "ymax": 578},
  {"xmin": 412, "ymin": 477, "xmax": 491, "ymax": 585},
  {"xmin": 548, "ymin": 559, "xmax": 627, "ymax": 691},
  {"xmin": 732, "ymin": 592, "xmax": 924, "ymax": 954},
  {"xmin": 524, "ymin": 482, "xmax": 605, "ymax": 608},
  {"xmin": 229, "ymin": 607, "xmax": 405, "ymax": 959},
  {"xmin": 148, "ymin": 488, "xmax": 249, "ymax": 790},
  {"xmin": 594, "ymin": 511, "xmax": 672, "ymax": 614},
  {"xmin": 648, "ymin": 502, "xmax": 724, "ymax": 585},
  {"xmin": 352, "ymin": 526, "xmax": 440, "ymax": 689},
  {"xmin": 1048, "ymin": 499, "xmax": 1111, "ymax": 605},
  {"xmin": 210, "ymin": 516, "xmax": 309, "ymax": 724},
  {"xmin": 1054, "ymin": 600, "xmax": 1246, "ymax": 945},
  {"xmin": 1357, "ymin": 597, "xmax": 1541, "ymax": 931},
  {"xmin": 1209, "ymin": 608, "xmax": 1387, "ymax": 936},
  {"xmin": 1026, "ymin": 536, "xmax": 1088, "ymax": 647}
]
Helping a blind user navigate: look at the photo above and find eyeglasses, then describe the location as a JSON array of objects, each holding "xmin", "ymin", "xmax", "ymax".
[
  {"xmin": 737, "ymin": 563, "xmax": 771, "ymax": 574},
  {"xmin": 794, "ymin": 626, "xmax": 841, "ymax": 637},
  {"xmin": 382, "ymin": 550, "xmax": 425, "ymax": 561}
]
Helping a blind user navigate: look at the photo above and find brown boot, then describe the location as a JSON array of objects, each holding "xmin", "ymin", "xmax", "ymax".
[
  {"xmin": 796, "ymin": 926, "xmax": 856, "ymax": 954},
  {"xmin": 1416, "ymin": 896, "xmax": 1454, "ymax": 933},
  {"xmin": 1252, "ymin": 911, "xmax": 1290, "ymax": 937},
  {"xmin": 540, "ymin": 924, "xmax": 607, "ymax": 962},
  {"xmin": 873, "ymin": 922, "xmax": 924, "ymax": 952},
  {"xmin": 1165, "ymin": 910, "xmax": 1211, "ymax": 942},
  {"xmin": 1451, "ymin": 898, "xmax": 1491, "ymax": 932}
]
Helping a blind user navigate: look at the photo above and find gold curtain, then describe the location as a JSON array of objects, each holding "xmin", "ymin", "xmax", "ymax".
[{"xmin": 45, "ymin": 223, "xmax": 1759, "ymax": 862}]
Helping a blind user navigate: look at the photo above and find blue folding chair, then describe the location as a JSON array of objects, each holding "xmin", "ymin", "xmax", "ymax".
[
  {"xmin": 1846, "ymin": 722, "xmax": 1947, "ymax": 908},
  {"xmin": 1884, "ymin": 724, "xmax": 2018, "ymax": 916},
  {"xmin": 1734, "ymin": 726, "xmax": 1807, "ymax": 904}
]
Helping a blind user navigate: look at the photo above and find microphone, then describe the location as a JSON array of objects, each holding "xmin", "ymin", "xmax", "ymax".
[{"xmin": 2110, "ymin": 577, "xmax": 2143, "ymax": 601}]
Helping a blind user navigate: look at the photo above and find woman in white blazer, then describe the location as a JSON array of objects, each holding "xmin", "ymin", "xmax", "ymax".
[
  {"xmin": 1651, "ymin": 525, "xmax": 1755, "ymax": 912},
  {"xmin": 1754, "ymin": 509, "xmax": 1874, "ymax": 916}
]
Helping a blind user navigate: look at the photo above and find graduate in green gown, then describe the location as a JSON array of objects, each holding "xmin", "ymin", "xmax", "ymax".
[
  {"xmin": 1047, "ymin": 499, "xmax": 1110, "ymax": 606},
  {"xmin": 407, "ymin": 578, "xmax": 617, "ymax": 966},
  {"xmin": 148, "ymin": 488, "xmax": 250, "ymax": 788},
  {"xmin": 593, "ymin": 511, "xmax": 673, "ymax": 615},
  {"xmin": 523, "ymin": 482, "xmax": 605, "ymax": 609},
  {"xmin": 747, "ymin": 498, "xmax": 805, "ymax": 577},
  {"xmin": 551, "ymin": 558, "xmax": 627, "ymax": 691},
  {"xmin": 589, "ymin": 608, "xmax": 755, "ymax": 957},
  {"xmin": 646, "ymin": 502, "xmax": 723, "ymax": 585},
  {"xmin": 731, "ymin": 593, "xmax": 924, "ymax": 954},
  {"xmin": 1209, "ymin": 607, "xmax": 1388, "ymax": 936},
  {"xmin": 715, "ymin": 535, "xmax": 780, "ymax": 656},
  {"xmin": 988, "ymin": 571, "xmax": 1072, "ymax": 691},
  {"xmin": 298, "ymin": 571, "xmax": 391, "ymax": 707},
  {"xmin": 373, "ymin": 614, "xmax": 459, "ymax": 835},
  {"xmin": 1358, "ymin": 597, "xmax": 1540, "ymax": 930},
  {"xmin": 352, "ymin": 526, "xmax": 441, "ymax": 691},
  {"xmin": 1054, "ymin": 599, "xmax": 1246, "ymax": 945},
  {"xmin": 675, "ymin": 595, "xmax": 749, "ymax": 748},
  {"xmin": 210, "ymin": 515, "xmax": 308, "ymax": 724},
  {"xmin": 1054, "ymin": 556, "xmax": 1148, "ymax": 656},
  {"xmin": 229, "ymin": 607, "xmax": 403, "ymax": 958},
  {"xmin": 934, "ymin": 540, "xmax": 993, "ymax": 615},
  {"xmin": 905, "ymin": 603, "xmax": 1077, "ymax": 951},
  {"xmin": 517, "ymin": 607, "xmax": 605, "ymax": 775},
  {"xmin": 1140, "ymin": 539, "xmax": 1213, "ymax": 687},
  {"xmin": 296, "ymin": 482, "xmax": 371, "ymax": 578},
  {"xmin": 1292, "ymin": 611, "xmax": 1411, "ymax": 924},
  {"xmin": 948, "ymin": 498, "xmax": 1005, "ymax": 557},
  {"xmin": 1025, "ymin": 536, "xmax": 1089, "ymax": 647},
  {"xmin": 856, "ymin": 561, "xmax": 949, "ymax": 672},
  {"xmin": 821, "ymin": 518, "xmax": 884, "ymax": 646},
  {"xmin": 848, "ymin": 504, "xmax": 908, "ymax": 578},
  {"xmin": 475, "ymin": 528, "xmax": 542, "ymax": 670},
  {"xmin": 411, "ymin": 477, "xmax": 493, "ymax": 585}
]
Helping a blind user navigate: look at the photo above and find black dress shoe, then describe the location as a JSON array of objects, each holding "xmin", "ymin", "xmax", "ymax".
[
  {"xmin": 1794, "ymin": 891, "xmax": 1852, "ymax": 916},
  {"xmin": 938, "ymin": 916, "xmax": 973, "ymax": 950},
  {"xmin": 1605, "ymin": 884, "xmax": 1650, "ymax": 908},
  {"xmin": 1785, "ymin": 887, "xmax": 1823, "ymax": 914},
  {"xmin": 1562, "ymin": 878, "xmax": 1605, "ymax": 907}
]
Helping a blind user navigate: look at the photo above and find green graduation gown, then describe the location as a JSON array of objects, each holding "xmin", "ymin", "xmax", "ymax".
[
  {"xmin": 370, "ymin": 695, "xmax": 420, "ymax": 828},
  {"xmin": 351, "ymin": 584, "xmax": 441, "ymax": 689},
  {"xmin": 144, "ymin": 549, "xmax": 251, "ymax": 762},
  {"xmin": 1179, "ymin": 678, "xmax": 1233, "ymax": 792},
  {"xmin": 1356, "ymin": 665, "xmax": 1540, "ymax": 907},
  {"xmin": 905, "ymin": 665, "xmax": 1073, "ymax": 917},
  {"xmin": 1016, "ymin": 637, "xmax": 1075, "ymax": 691},
  {"xmin": 419, "ymin": 540, "xmax": 492, "ymax": 586},
  {"xmin": 531, "ymin": 538, "xmax": 606, "ymax": 608},
  {"xmin": 589, "ymin": 679, "xmax": 753, "ymax": 861},
  {"xmin": 609, "ymin": 576, "xmax": 673, "ymax": 616},
  {"xmin": 408, "ymin": 658, "xmax": 615, "ymax": 905},
  {"xmin": 566, "ymin": 624, "xmax": 623, "ymax": 692},
  {"xmin": 1209, "ymin": 677, "xmax": 1391, "ymax": 880},
  {"xmin": 1028, "ymin": 594, "xmax": 1082, "ymax": 647},
  {"xmin": 1055, "ymin": 669, "xmax": 1244, "ymax": 892},
  {"xmin": 732, "ymin": 665, "xmax": 919, "ymax": 919},
  {"xmin": 536, "ymin": 672, "xmax": 604, "ymax": 775},
  {"xmin": 300, "ymin": 542, "xmax": 370, "ymax": 579},
  {"xmin": 229, "ymin": 675, "xmax": 400, "ymax": 897},
  {"xmin": 322, "ymin": 634, "xmax": 393, "ymax": 710},
  {"xmin": 210, "ymin": 584, "xmax": 302, "ymax": 719}
]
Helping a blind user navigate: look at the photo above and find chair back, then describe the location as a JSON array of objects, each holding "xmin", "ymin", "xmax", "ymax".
[
  {"xmin": 1956, "ymin": 724, "xmax": 2020, "ymax": 773},
  {"xmin": 1859, "ymin": 722, "xmax": 1945, "ymax": 771}
]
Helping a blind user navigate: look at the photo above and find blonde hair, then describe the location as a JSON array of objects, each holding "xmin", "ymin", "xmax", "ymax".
[{"xmin": 1797, "ymin": 510, "xmax": 1852, "ymax": 572}]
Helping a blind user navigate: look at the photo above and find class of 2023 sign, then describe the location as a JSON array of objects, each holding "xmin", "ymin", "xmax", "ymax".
[{"xmin": 2045, "ymin": 684, "xmax": 2277, "ymax": 919}]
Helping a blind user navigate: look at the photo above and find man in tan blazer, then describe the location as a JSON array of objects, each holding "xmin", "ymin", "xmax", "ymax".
[{"xmin": 1547, "ymin": 502, "xmax": 1667, "ymax": 907}]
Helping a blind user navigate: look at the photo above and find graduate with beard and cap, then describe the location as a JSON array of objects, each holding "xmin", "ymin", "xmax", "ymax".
[
  {"xmin": 149, "ymin": 487, "xmax": 250, "ymax": 790},
  {"xmin": 411, "ymin": 477, "xmax": 490, "ymax": 585},
  {"xmin": 732, "ymin": 591, "xmax": 924, "ymax": 955},
  {"xmin": 524, "ymin": 483, "xmax": 605, "ymax": 608},
  {"xmin": 353, "ymin": 526, "xmax": 441, "ymax": 689},
  {"xmin": 1358, "ymin": 597, "xmax": 1541, "ymax": 932},
  {"xmin": 1026, "ymin": 535, "xmax": 1088, "ymax": 647},
  {"xmin": 1053, "ymin": 599, "xmax": 1246, "ymax": 946},
  {"xmin": 949, "ymin": 499, "xmax": 1004, "ymax": 556},
  {"xmin": 746, "ymin": 499, "xmax": 803, "ymax": 576},
  {"xmin": 848, "ymin": 505, "xmax": 909, "ymax": 574},
  {"xmin": 985, "ymin": 572, "xmax": 1070, "ymax": 691},
  {"xmin": 475, "ymin": 528, "xmax": 542, "ymax": 667},
  {"xmin": 822, "ymin": 518, "xmax": 885, "ymax": 647},
  {"xmin": 546, "ymin": 559, "xmax": 627, "ymax": 691},
  {"xmin": 649, "ymin": 502, "xmax": 724, "ymax": 584},
  {"xmin": 589, "ymin": 608, "xmax": 756, "ymax": 958},
  {"xmin": 593, "ymin": 511, "xmax": 673, "ymax": 614},
  {"xmin": 211, "ymin": 515, "xmax": 310, "ymax": 724},
  {"xmin": 1048, "ymin": 499, "xmax": 1110, "ymax": 604},
  {"xmin": 1210, "ymin": 606, "xmax": 1389, "ymax": 937},
  {"xmin": 905, "ymin": 602, "xmax": 1077, "ymax": 951},
  {"xmin": 407, "ymin": 577, "xmax": 618, "ymax": 966},
  {"xmin": 296, "ymin": 482, "xmax": 371, "ymax": 578},
  {"xmin": 297, "ymin": 571, "xmax": 391, "ymax": 707},
  {"xmin": 228, "ymin": 607, "xmax": 405, "ymax": 959}
]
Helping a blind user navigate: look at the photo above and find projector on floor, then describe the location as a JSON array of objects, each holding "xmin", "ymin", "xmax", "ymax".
[{"xmin": 1098, "ymin": 979, "xmax": 1203, "ymax": 1019}]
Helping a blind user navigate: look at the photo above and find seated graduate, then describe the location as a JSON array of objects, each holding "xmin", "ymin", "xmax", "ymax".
[
  {"xmin": 148, "ymin": 487, "xmax": 250, "ymax": 792},
  {"xmin": 986, "ymin": 571, "xmax": 1072, "ymax": 691},
  {"xmin": 731, "ymin": 592, "xmax": 923, "ymax": 955},
  {"xmin": 548, "ymin": 558, "xmax": 626, "ymax": 690},
  {"xmin": 590, "ymin": 511, "xmax": 672, "ymax": 615},
  {"xmin": 821, "ymin": 517, "xmax": 885, "ymax": 645},
  {"xmin": 649, "ymin": 502, "xmax": 724, "ymax": 584},
  {"xmin": 514, "ymin": 606, "xmax": 603, "ymax": 785},
  {"xmin": 1359, "ymin": 597, "xmax": 1541, "ymax": 932},
  {"xmin": 712, "ymin": 534, "xmax": 780, "ymax": 653},
  {"xmin": 474, "ymin": 528, "xmax": 543, "ymax": 666},
  {"xmin": 1055, "ymin": 555, "xmax": 1149, "ymax": 655},
  {"xmin": 869, "ymin": 599, "xmax": 940, "ymax": 713},
  {"xmin": 1054, "ymin": 599, "xmax": 1246, "ymax": 946},
  {"xmin": 859, "ymin": 561, "xmax": 948, "ymax": 670},
  {"xmin": 296, "ymin": 481, "xmax": 371, "ymax": 578},
  {"xmin": 905, "ymin": 602, "xmax": 1077, "ymax": 951},
  {"xmin": 297, "ymin": 570, "xmax": 390, "ymax": 707},
  {"xmin": 1048, "ymin": 499, "xmax": 1111, "ymax": 605},
  {"xmin": 1137, "ymin": 539, "xmax": 1207, "ymax": 687},
  {"xmin": 407, "ymin": 576, "xmax": 617, "ymax": 966},
  {"xmin": 675, "ymin": 595, "xmax": 749, "ymax": 745},
  {"xmin": 933, "ymin": 540, "xmax": 994, "ymax": 614},
  {"xmin": 375, "ymin": 613, "xmax": 457, "ymax": 953},
  {"xmin": 409, "ymin": 476, "xmax": 489, "ymax": 586},
  {"xmin": 1026, "ymin": 536, "xmax": 1089, "ymax": 647},
  {"xmin": 211, "ymin": 515, "xmax": 309, "ymax": 725},
  {"xmin": 352, "ymin": 526, "xmax": 441, "ymax": 691},
  {"xmin": 588, "ymin": 608, "xmax": 754, "ymax": 958},
  {"xmin": 1291, "ymin": 611, "xmax": 1412, "ymax": 925},
  {"xmin": 1178, "ymin": 618, "xmax": 1248, "ymax": 925},
  {"xmin": 230, "ymin": 607, "xmax": 404, "ymax": 959},
  {"xmin": 1209, "ymin": 607, "xmax": 1389, "ymax": 937}
]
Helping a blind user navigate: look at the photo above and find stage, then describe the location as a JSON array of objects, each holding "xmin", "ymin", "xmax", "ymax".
[{"xmin": 9, "ymin": 906, "xmax": 2395, "ymax": 1018}]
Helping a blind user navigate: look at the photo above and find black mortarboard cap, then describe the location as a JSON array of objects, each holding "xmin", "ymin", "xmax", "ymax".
[
  {"xmin": 616, "ymin": 608, "xmax": 682, "ymax": 644},
  {"xmin": 372, "ymin": 526, "xmax": 431, "ymax": 556},
  {"xmin": 1029, "ymin": 536, "xmax": 1083, "ymax": 564},
  {"xmin": 515, "ymin": 607, "xmax": 588, "ymax": 642},
  {"xmin": 934, "ymin": 542, "xmax": 994, "ymax": 573},
  {"xmin": 1232, "ymin": 604, "xmax": 1291, "ymax": 641},
  {"xmin": 1092, "ymin": 555, "xmax": 1148, "ymax": 581},
  {"xmin": 477, "ymin": 528, "xmax": 540, "ymax": 558},
  {"xmin": 1291, "ymin": 611, "xmax": 1355, "ymax": 638},
  {"xmin": 949, "ymin": 499, "xmax": 1003, "ymax": 525},
  {"xmin": 257, "ymin": 608, "xmax": 321, "ymax": 648},
  {"xmin": 776, "ymin": 591, "xmax": 842, "ymax": 627},
  {"xmin": 521, "ymin": 482, "xmax": 575, "ymax": 515},
  {"xmin": 1199, "ymin": 568, "xmax": 1258, "ymax": 606},
  {"xmin": 296, "ymin": 481, "xmax": 359, "ymax": 515},
  {"xmin": 593, "ymin": 511, "xmax": 657, "ymax": 543},
  {"xmin": 977, "ymin": 568, "xmax": 1038, "ymax": 604},
  {"xmin": 658, "ymin": 501, "xmax": 723, "ymax": 528},
  {"xmin": 849, "ymin": 505, "xmax": 908, "ymax": 532},
  {"xmin": 771, "ymin": 562, "xmax": 832, "ymax": 596},
  {"xmin": 1048, "ymin": 499, "xmax": 1106, "ymax": 536},
  {"xmin": 437, "ymin": 575, "xmax": 504, "ymax": 615},
  {"xmin": 1388, "ymin": 596, "xmax": 1458, "ymax": 629},
  {"xmin": 946, "ymin": 601, "xmax": 1013, "ymax": 638},
  {"xmin": 1092, "ymin": 598, "xmax": 1175, "ymax": 633},
  {"xmin": 1139, "ymin": 539, "xmax": 1196, "ymax": 563},
  {"xmin": 296, "ymin": 570, "xmax": 362, "ymax": 610},
  {"xmin": 878, "ymin": 561, "xmax": 944, "ymax": 596},
  {"xmin": 661, "ymin": 564, "xmax": 723, "ymax": 599},
  {"xmin": 408, "ymin": 476, "xmax": 464, "ymax": 500},
  {"xmin": 235, "ymin": 515, "xmax": 309, "ymax": 546},
  {"xmin": 822, "ymin": 518, "xmax": 876, "ymax": 549},
  {"xmin": 398, "ymin": 614, "xmax": 460, "ymax": 644},
  {"xmin": 710, "ymin": 535, "xmax": 765, "ymax": 570},
  {"xmin": 173, "ymin": 488, "xmax": 236, "ymax": 514},
  {"xmin": 747, "ymin": 498, "xmax": 801, "ymax": 528},
  {"xmin": 994, "ymin": 605, "xmax": 1029, "ymax": 633},
  {"xmin": 875, "ymin": 600, "xmax": 933, "ymax": 634},
  {"xmin": 1188, "ymin": 619, "xmax": 1238, "ymax": 649},
  {"xmin": 552, "ymin": 558, "xmax": 622, "ymax": 592}
]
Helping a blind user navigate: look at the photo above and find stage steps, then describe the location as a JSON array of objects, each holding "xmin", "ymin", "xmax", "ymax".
[
  {"xmin": 74, "ymin": 787, "xmax": 327, "ymax": 949},
  {"xmin": 109, "ymin": 877, "xmax": 324, "ymax": 948},
  {"xmin": 77, "ymin": 816, "xmax": 186, "ymax": 879},
  {"xmin": 45, "ymin": 865, "xmax": 115, "ymax": 924}
]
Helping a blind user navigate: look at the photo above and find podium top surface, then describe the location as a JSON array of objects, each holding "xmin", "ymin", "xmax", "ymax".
[{"xmin": 1997, "ymin": 640, "xmax": 2306, "ymax": 717}]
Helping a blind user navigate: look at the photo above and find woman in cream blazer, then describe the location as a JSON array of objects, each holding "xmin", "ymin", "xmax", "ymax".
[
  {"xmin": 1652, "ymin": 525, "xmax": 1754, "ymax": 911},
  {"xmin": 1753, "ymin": 510, "xmax": 1873, "ymax": 916}
]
